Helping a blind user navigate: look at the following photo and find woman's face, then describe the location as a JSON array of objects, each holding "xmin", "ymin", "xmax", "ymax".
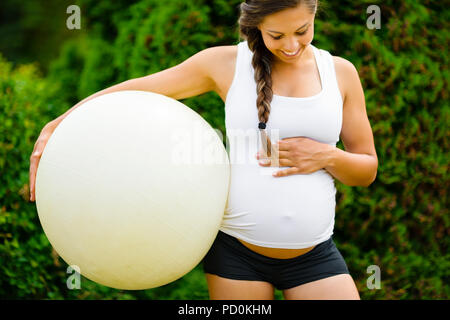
[{"xmin": 258, "ymin": 4, "xmax": 316, "ymax": 66}]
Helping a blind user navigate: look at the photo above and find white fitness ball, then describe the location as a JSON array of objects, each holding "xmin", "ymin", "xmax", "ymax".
[{"xmin": 35, "ymin": 90, "xmax": 230, "ymax": 290}]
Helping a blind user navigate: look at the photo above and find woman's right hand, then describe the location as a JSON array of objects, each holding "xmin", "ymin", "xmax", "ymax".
[{"xmin": 29, "ymin": 120, "xmax": 59, "ymax": 202}]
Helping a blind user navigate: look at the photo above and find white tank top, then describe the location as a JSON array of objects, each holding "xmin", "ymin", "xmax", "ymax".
[{"xmin": 220, "ymin": 41, "xmax": 343, "ymax": 249}]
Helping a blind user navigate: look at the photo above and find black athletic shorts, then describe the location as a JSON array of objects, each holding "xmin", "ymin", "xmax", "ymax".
[{"xmin": 202, "ymin": 231, "xmax": 350, "ymax": 290}]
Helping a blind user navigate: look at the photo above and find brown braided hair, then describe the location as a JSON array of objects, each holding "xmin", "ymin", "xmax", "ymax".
[{"xmin": 238, "ymin": 0, "xmax": 318, "ymax": 158}]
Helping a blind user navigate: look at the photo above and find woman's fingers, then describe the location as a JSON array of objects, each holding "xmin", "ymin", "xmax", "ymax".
[
  {"xmin": 256, "ymin": 145, "xmax": 280, "ymax": 167},
  {"xmin": 29, "ymin": 136, "xmax": 48, "ymax": 201},
  {"xmin": 29, "ymin": 148, "xmax": 42, "ymax": 202},
  {"xmin": 28, "ymin": 121, "xmax": 60, "ymax": 202}
]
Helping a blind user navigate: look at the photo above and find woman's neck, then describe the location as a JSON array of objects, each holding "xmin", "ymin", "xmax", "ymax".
[{"xmin": 272, "ymin": 45, "xmax": 314, "ymax": 71}]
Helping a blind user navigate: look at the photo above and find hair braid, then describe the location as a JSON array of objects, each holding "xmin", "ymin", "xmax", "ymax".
[
  {"xmin": 248, "ymin": 33, "xmax": 276, "ymax": 157},
  {"xmin": 238, "ymin": 0, "xmax": 318, "ymax": 158}
]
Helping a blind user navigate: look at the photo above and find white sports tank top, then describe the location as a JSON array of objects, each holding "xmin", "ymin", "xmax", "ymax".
[{"xmin": 220, "ymin": 41, "xmax": 343, "ymax": 249}]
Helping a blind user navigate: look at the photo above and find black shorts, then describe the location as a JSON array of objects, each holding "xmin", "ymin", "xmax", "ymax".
[{"xmin": 202, "ymin": 231, "xmax": 350, "ymax": 291}]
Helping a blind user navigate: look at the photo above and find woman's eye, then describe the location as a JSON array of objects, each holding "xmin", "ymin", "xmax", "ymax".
[{"xmin": 271, "ymin": 30, "xmax": 307, "ymax": 40}]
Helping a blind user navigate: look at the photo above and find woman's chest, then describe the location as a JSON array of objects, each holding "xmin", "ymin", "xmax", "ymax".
[{"xmin": 270, "ymin": 61, "xmax": 322, "ymax": 98}]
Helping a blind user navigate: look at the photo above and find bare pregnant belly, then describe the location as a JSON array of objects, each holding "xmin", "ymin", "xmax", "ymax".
[{"xmin": 237, "ymin": 239, "xmax": 315, "ymax": 259}]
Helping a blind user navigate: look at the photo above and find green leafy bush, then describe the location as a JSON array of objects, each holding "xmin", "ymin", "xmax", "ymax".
[
  {"xmin": 1, "ymin": 0, "xmax": 448, "ymax": 299},
  {"xmin": 0, "ymin": 54, "xmax": 68, "ymax": 298}
]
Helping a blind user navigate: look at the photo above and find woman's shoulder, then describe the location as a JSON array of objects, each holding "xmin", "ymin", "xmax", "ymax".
[
  {"xmin": 198, "ymin": 44, "xmax": 238, "ymax": 101},
  {"xmin": 201, "ymin": 44, "xmax": 238, "ymax": 74},
  {"xmin": 313, "ymin": 46, "xmax": 358, "ymax": 79},
  {"xmin": 331, "ymin": 55, "xmax": 358, "ymax": 75},
  {"xmin": 202, "ymin": 44, "xmax": 238, "ymax": 60},
  {"xmin": 199, "ymin": 44, "xmax": 238, "ymax": 72},
  {"xmin": 330, "ymin": 55, "xmax": 361, "ymax": 101}
]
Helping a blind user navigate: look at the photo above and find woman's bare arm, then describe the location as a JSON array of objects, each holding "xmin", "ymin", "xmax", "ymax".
[
  {"xmin": 54, "ymin": 46, "xmax": 222, "ymax": 124},
  {"xmin": 30, "ymin": 46, "xmax": 225, "ymax": 201}
]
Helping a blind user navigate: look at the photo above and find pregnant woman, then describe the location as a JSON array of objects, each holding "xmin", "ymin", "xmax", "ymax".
[{"xmin": 30, "ymin": 0, "xmax": 377, "ymax": 300}]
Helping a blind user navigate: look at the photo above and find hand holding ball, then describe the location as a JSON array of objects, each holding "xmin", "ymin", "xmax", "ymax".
[{"xmin": 35, "ymin": 91, "xmax": 230, "ymax": 290}]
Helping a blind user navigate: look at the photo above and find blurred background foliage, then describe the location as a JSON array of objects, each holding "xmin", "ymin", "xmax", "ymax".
[{"xmin": 0, "ymin": 0, "xmax": 448, "ymax": 299}]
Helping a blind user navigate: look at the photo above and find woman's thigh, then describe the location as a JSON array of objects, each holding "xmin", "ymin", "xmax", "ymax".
[
  {"xmin": 206, "ymin": 273, "xmax": 275, "ymax": 300},
  {"xmin": 282, "ymin": 274, "xmax": 361, "ymax": 300}
]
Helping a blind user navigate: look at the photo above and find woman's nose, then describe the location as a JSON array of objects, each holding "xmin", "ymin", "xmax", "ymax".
[{"xmin": 282, "ymin": 41, "xmax": 300, "ymax": 53}]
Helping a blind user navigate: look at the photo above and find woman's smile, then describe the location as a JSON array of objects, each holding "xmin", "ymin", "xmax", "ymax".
[{"xmin": 281, "ymin": 48, "xmax": 301, "ymax": 57}]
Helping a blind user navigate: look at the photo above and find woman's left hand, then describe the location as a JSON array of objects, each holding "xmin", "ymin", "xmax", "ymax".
[{"xmin": 256, "ymin": 137, "xmax": 334, "ymax": 177}]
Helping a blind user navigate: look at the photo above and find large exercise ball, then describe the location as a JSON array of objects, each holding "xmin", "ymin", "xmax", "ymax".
[{"xmin": 35, "ymin": 90, "xmax": 230, "ymax": 290}]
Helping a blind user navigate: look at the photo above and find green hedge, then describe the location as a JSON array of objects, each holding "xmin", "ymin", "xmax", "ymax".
[
  {"xmin": 1, "ymin": 0, "xmax": 448, "ymax": 299},
  {"xmin": 0, "ymin": 54, "xmax": 68, "ymax": 298}
]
